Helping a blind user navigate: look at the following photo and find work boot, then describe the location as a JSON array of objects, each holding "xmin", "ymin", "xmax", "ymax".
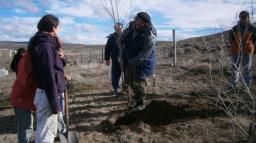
[
  {"xmin": 129, "ymin": 97, "xmax": 145, "ymax": 110},
  {"xmin": 114, "ymin": 88, "xmax": 121, "ymax": 97}
]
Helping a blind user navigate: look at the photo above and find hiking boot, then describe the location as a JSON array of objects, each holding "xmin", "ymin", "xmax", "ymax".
[{"xmin": 128, "ymin": 98, "xmax": 145, "ymax": 110}]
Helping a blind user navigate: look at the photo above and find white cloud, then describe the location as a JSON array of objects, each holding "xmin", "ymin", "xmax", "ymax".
[
  {"xmin": 43, "ymin": 0, "xmax": 106, "ymax": 19},
  {"xmin": 132, "ymin": 0, "xmax": 249, "ymax": 29},
  {"xmin": 0, "ymin": 0, "xmax": 40, "ymax": 13},
  {"xmin": 157, "ymin": 29, "xmax": 205, "ymax": 41},
  {"xmin": 16, "ymin": 0, "xmax": 40, "ymax": 13},
  {"xmin": 59, "ymin": 17, "xmax": 108, "ymax": 44},
  {"xmin": 0, "ymin": 17, "xmax": 39, "ymax": 41},
  {"xmin": 13, "ymin": 8, "xmax": 27, "ymax": 14},
  {"xmin": 0, "ymin": 16, "xmax": 108, "ymax": 44},
  {"xmin": 43, "ymin": 0, "xmax": 134, "ymax": 23},
  {"xmin": 0, "ymin": 0, "xmax": 253, "ymax": 44}
]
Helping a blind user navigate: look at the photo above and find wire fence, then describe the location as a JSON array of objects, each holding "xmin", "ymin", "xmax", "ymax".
[{"xmin": 65, "ymin": 46, "xmax": 172, "ymax": 66}]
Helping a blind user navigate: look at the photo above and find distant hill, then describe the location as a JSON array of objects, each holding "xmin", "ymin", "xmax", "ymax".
[
  {"xmin": 0, "ymin": 41, "xmax": 104, "ymax": 52},
  {"xmin": 0, "ymin": 30, "xmax": 230, "ymax": 55}
]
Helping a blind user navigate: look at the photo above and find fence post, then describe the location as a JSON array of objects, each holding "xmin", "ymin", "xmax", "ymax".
[
  {"xmin": 102, "ymin": 47, "xmax": 104, "ymax": 63},
  {"xmin": 172, "ymin": 29, "xmax": 176, "ymax": 66},
  {"xmin": 80, "ymin": 54, "xmax": 83, "ymax": 64},
  {"xmin": 90, "ymin": 50, "xmax": 92, "ymax": 63},
  {"xmin": 74, "ymin": 54, "xmax": 77, "ymax": 65},
  {"xmin": 9, "ymin": 50, "xmax": 13, "ymax": 57}
]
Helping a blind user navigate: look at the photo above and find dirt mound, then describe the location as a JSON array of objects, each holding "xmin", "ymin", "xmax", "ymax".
[{"xmin": 115, "ymin": 100, "xmax": 225, "ymax": 126}]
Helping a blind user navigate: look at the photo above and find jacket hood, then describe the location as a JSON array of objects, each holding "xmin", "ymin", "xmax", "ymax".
[{"xmin": 28, "ymin": 32, "xmax": 60, "ymax": 51}]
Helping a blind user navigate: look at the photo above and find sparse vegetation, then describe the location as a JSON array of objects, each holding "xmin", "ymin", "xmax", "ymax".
[{"xmin": 0, "ymin": 99, "xmax": 10, "ymax": 108}]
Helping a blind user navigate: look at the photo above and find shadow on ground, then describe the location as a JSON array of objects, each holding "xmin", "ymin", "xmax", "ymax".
[{"xmin": 0, "ymin": 114, "xmax": 16, "ymax": 134}]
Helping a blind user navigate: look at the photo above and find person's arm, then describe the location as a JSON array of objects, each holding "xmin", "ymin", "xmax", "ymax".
[
  {"xmin": 61, "ymin": 57, "xmax": 66, "ymax": 67},
  {"xmin": 104, "ymin": 36, "xmax": 112, "ymax": 65},
  {"xmin": 120, "ymin": 28, "xmax": 129, "ymax": 60},
  {"xmin": 37, "ymin": 42, "xmax": 62, "ymax": 114},
  {"xmin": 229, "ymin": 27, "xmax": 235, "ymax": 44},
  {"xmin": 120, "ymin": 28, "xmax": 130, "ymax": 70},
  {"xmin": 128, "ymin": 32, "xmax": 156, "ymax": 66},
  {"xmin": 57, "ymin": 48, "xmax": 66, "ymax": 67}
]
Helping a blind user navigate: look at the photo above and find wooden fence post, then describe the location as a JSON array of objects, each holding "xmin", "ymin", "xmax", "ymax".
[
  {"xmin": 102, "ymin": 47, "xmax": 104, "ymax": 63},
  {"xmin": 172, "ymin": 29, "xmax": 176, "ymax": 66},
  {"xmin": 90, "ymin": 51, "xmax": 92, "ymax": 63},
  {"xmin": 80, "ymin": 54, "xmax": 83, "ymax": 64}
]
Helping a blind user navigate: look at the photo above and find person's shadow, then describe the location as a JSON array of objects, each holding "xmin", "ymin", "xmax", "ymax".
[{"xmin": 0, "ymin": 114, "xmax": 16, "ymax": 134}]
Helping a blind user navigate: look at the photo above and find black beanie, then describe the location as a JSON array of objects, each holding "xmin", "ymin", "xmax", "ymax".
[
  {"xmin": 239, "ymin": 10, "xmax": 249, "ymax": 17},
  {"xmin": 136, "ymin": 12, "xmax": 151, "ymax": 23}
]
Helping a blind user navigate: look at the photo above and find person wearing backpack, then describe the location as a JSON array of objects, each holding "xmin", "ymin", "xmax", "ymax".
[
  {"xmin": 121, "ymin": 12, "xmax": 157, "ymax": 109},
  {"xmin": 10, "ymin": 47, "xmax": 25, "ymax": 74},
  {"xmin": 105, "ymin": 23, "xmax": 123, "ymax": 96},
  {"xmin": 229, "ymin": 10, "xmax": 256, "ymax": 89},
  {"xmin": 28, "ymin": 14, "xmax": 66, "ymax": 143}
]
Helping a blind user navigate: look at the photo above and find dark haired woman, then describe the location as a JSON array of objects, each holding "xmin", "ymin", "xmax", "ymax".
[{"xmin": 29, "ymin": 14, "xmax": 66, "ymax": 143}]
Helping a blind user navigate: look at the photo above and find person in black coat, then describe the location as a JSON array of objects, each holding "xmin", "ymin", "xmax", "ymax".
[{"xmin": 105, "ymin": 23, "xmax": 123, "ymax": 96}]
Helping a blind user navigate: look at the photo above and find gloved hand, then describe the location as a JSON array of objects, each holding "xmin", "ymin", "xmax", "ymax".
[{"xmin": 57, "ymin": 112, "xmax": 67, "ymax": 134}]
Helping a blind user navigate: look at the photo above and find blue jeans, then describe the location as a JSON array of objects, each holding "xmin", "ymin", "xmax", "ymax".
[
  {"xmin": 230, "ymin": 53, "xmax": 252, "ymax": 88},
  {"xmin": 34, "ymin": 88, "xmax": 58, "ymax": 143},
  {"xmin": 59, "ymin": 93, "xmax": 65, "ymax": 113},
  {"xmin": 14, "ymin": 108, "xmax": 33, "ymax": 143},
  {"xmin": 111, "ymin": 63, "xmax": 121, "ymax": 90}
]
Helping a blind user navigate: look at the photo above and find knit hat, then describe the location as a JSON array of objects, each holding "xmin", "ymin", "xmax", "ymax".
[
  {"xmin": 239, "ymin": 10, "xmax": 249, "ymax": 17},
  {"xmin": 136, "ymin": 12, "xmax": 151, "ymax": 23}
]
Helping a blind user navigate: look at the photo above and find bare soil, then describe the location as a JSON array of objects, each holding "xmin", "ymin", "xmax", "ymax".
[{"xmin": 0, "ymin": 37, "xmax": 255, "ymax": 142}]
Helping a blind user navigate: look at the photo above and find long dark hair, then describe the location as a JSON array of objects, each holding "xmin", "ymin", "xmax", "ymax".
[
  {"xmin": 37, "ymin": 14, "xmax": 59, "ymax": 32},
  {"xmin": 28, "ymin": 14, "xmax": 60, "ymax": 52}
]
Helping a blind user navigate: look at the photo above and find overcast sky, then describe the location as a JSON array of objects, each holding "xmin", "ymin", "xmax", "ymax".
[{"xmin": 0, "ymin": 0, "xmax": 252, "ymax": 45}]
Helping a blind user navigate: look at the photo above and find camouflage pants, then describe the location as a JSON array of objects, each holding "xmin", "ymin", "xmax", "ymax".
[{"xmin": 123, "ymin": 67, "xmax": 146, "ymax": 104}]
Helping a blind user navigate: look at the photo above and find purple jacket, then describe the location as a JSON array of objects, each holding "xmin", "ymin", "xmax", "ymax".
[{"xmin": 29, "ymin": 32, "xmax": 66, "ymax": 114}]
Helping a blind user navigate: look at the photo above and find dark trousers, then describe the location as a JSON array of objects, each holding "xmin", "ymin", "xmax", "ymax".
[
  {"xmin": 111, "ymin": 63, "xmax": 122, "ymax": 90},
  {"xmin": 14, "ymin": 108, "xmax": 33, "ymax": 143}
]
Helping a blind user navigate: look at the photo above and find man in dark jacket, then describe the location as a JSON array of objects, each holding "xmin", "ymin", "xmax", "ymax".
[
  {"xmin": 121, "ymin": 12, "xmax": 157, "ymax": 108},
  {"xmin": 229, "ymin": 10, "xmax": 256, "ymax": 88},
  {"xmin": 105, "ymin": 23, "xmax": 123, "ymax": 96}
]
